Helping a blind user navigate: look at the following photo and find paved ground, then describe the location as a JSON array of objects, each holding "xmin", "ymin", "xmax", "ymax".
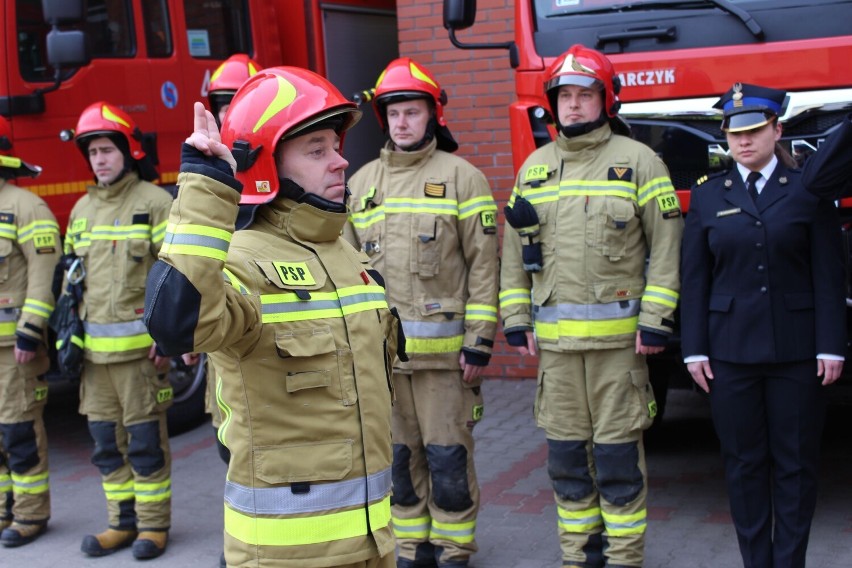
[{"xmin": 3, "ymin": 379, "xmax": 852, "ymax": 567}]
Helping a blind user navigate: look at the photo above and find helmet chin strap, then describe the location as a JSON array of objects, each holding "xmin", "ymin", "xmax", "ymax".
[
  {"xmin": 278, "ymin": 177, "xmax": 348, "ymax": 213},
  {"xmin": 559, "ymin": 111, "xmax": 608, "ymax": 138}
]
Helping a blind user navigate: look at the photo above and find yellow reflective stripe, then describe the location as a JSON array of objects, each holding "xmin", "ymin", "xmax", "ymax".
[
  {"xmin": 85, "ymin": 333, "xmax": 153, "ymax": 353},
  {"xmin": 392, "ymin": 515, "xmax": 431, "ymax": 539},
  {"xmin": 643, "ymin": 285, "xmax": 679, "ymax": 308},
  {"xmin": 11, "ymin": 471, "xmax": 49, "ymax": 494},
  {"xmin": 465, "ymin": 303, "xmax": 498, "ymax": 323},
  {"xmin": 222, "ymin": 268, "xmax": 248, "ymax": 295},
  {"xmin": 534, "ymin": 316, "xmax": 638, "ymax": 340},
  {"xmin": 430, "ymin": 518, "xmax": 476, "ymax": 544},
  {"xmin": 499, "ymin": 288, "xmax": 531, "ymax": 309},
  {"xmin": 0, "ymin": 223, "xmax": 15, "ymax": 240},
  {"xmin": 384, "ymin": 197, "xmax": 459, "ymax": 216},
  {"xmin": 337, "ymin": 285, "xmax": 388, "ymax": 314},
  {"xmin": 261, "ymin": 286, "xmax": 385, "ymax": 323},
  {"xmin": 151, "ymin": 219, "xmax": 168, "ymax": 244},
  {"xmin": 637, "ymin": 177, "xmax": 675, "ymax": 207},
  {"xmin": 216, "ymin": 374, "xmax": 232, "ymax": 447},
  {"xmin": 458, "ymin": 195, "xmax": 497, "ymax": 220},
  {"xmin": 350, "ymin": 206, "xmax": 386, "ymax": 229},
  {"xmin": 22, "ymin": 298, "xmax": 53, "ymax": 318},
  {"xmin": 557, "ymin": 505, "xmax": 603, "ymax": 533},
  {"xmin": 136, "ymin": 479, "xmax": 172, "ymax": 503},
  {"xmin": 405, "ymin": 335, "xmax": 464, "ymax": 354},
  {"xmin": 0, "ymin": 321, "xmax": 16, "ymax": 336},
  {"xmin": 17, "ymin": 219, "xmax": 60, "ymax": 244},
  {"xmin": 0, "ymin": 473, "xmax": 10, "ymax": 492},
  {"xmin": 601, "ymin": 508, "xmax": 647, "ymax": 536},
  {"xmin": 103, "ymin": 480, "xmax": 135, "ymax": 501},
  {"xmin": 161, "ymin": 223, "xmax": 232, "ymax": 261},
  {"xmin": 89, "ymin": 223, "xmax": 152, "ymax": 240},
  {"xmin": 225, "ymin": 496, "xmax": 390, "ymax": 546}
]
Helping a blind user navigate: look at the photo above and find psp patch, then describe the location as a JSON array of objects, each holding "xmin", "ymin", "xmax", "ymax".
[
  {"xmin": 273, "ymin": 261, "xmax": 316, "ymax": 285},
  {"xmin": 524, "ymin": 164, "xmax": 549, "ymax": 188},
  {"xmin": 424, "ymin": 182, "xmax": 446, "ymax": 198},
  {"xmin": 656, "ymin": 193, "xmax": 681, "ymax": 219},
  {"xmin": 33, "ymin": 232, "xmax": 57, "ymax": 254},
  {"xmin": 480, "ymin": 210, "xmax": 497, "ymax": 234},
  {"xmin": 608, "ymin": 167, "xmax": 633, "ymax": 182}
]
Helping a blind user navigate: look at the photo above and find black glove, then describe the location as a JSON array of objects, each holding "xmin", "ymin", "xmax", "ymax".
[
  {"xmin": 505, "ymin": 329, "xmax": 530, "ymax": 347},
  {"xmin": 503, "ymin": 197, "xmax": 543, "ymax": 272},
  {"xmin": 640, "ymin": 329, "xmax": 668, "ymax": 348}
]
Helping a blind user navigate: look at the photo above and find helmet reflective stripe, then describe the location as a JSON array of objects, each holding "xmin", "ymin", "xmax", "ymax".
[
  {"xmin": 101, "ymin": 104, "xmax": 131, "ymax": 128},
  {"xmin": 252, "ymin": 76, "xmax": 298, "ymax": 133}
]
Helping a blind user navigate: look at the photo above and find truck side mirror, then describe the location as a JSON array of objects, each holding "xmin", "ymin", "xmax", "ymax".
[
  {"xmin": 444, "ymin": 0, "xmax": 476, "ymax": 30},
  {"xmin": 47, "ymin": 30, "xmax": 89, "ymax": 68},
  {"xmin": 41, "ymin": 0, "xmax": 84, "ymax": 24}
]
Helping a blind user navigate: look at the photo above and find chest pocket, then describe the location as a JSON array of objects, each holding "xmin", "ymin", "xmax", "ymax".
[
  {"xmin": 585, "ymin": 197, "xmax": 637, "ymax": 260},
  {"xmin": 355, "ymin": 188, "xmax": 385, "ymax": 261},
  {"xmin": 0, "ymin": 238, "xmax": 13, "ymax": 283},
  {"xmin": 124, "ymin": 213, "xmax": 152, "ymax": 291},
  {"xmin": 414, "ymin": 213, "xmax": 442, "ymax": 279}
]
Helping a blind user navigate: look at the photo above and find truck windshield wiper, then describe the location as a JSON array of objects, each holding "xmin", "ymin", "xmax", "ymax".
[{"xmin": 552, "ymin": 0, "xmax": 764, "ymax": 40}]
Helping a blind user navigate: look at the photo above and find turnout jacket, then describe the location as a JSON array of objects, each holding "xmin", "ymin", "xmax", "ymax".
[
  {"xmin": 63, "ymin": 173, "xmax": 171, "ymax": 364},
  {"xmin": 0, "ymin": 182, "xmax": 60, "ymax": 358},
  {"xmin": 345, "ymin": 138, "xmax": 498, "ymax": 370},
  {"xmin": 145, "ymin": 149, "xmax": 400, "ymax": 567},
  {"xmin": 680, "ymin": 166, "xmax": 846, "ymax": 363},
  {"xmin": 801, "ymin": 113, "xmax": 852, "ymax": 199},
  {"xmin": 500, "ymin": 124, "xmax": 683, "ymax": 351}
]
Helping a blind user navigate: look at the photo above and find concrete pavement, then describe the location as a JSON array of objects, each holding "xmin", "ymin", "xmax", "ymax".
[{"xmin": 3, "ymin": 379, "xmax": 852, "ymax": 567}]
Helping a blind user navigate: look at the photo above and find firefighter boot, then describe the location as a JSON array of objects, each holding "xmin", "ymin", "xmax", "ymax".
[
  {"xmin": 81, "ymin": 528, "xmax": 138, "ymax": 556},
  {"xmin": 132, "ymin": 530, "xmax": 168, "ymax": 559},
  {"xmin": 0, "ymin": 521, "xmax": 47, "ymax": 547},
  {"xmin": 0, "ymin": 518, "xmax": 10, "ymax": 532}
]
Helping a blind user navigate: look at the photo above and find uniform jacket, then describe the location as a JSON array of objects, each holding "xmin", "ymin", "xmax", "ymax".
[
  {"xmin": 345, "ymin": 138, "xmax": 498, "ymax": 371},
  {"xmin": 680, "ymin": 165, "xmax": 846, "ymax": 363},
  {"xmin": 0, "ymin": 182, "xmax": 60, "ymax": 360},
  {"xmin": 499, "ymin": 124, "xmax": 683, "ymax": 352},
  {"xmin": 801, "ymin": 113, "xmax": 852, "ymax": 199},
  {"xmin": 64, "ymin": 173, "xmax": 171, "ymax": 364},
  {"xmin": 145, "ymin": 150, "xmax": 400, "ymax": 567}
]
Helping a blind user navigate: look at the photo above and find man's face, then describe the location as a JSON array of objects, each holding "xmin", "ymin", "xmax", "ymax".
[
  {"xmin": 556, "ymin": 84, "xmax": 604, "ymax": 127},
  {"xmin": 386, "ymin": 98, "xmax": 431, "ymax": 150},
  {"xmin": 87, "ymin": 136, "xmax": 126, "ymax": 185},
  {"xmin": 217, "ymin": 103, "xmax": 230, "ymax": 126},
  {"xmin": 276, "ymin": 129, "xmax": 349, "ymax": 202},
  {"xmin": 726, "ymin": 120, "xmax": 781, "ymax": 172}
]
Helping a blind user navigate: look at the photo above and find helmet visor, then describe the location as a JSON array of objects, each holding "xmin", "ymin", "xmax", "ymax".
[{"xmin": 546, "ymin": 74, "xmax": 602, "ymax": 93}]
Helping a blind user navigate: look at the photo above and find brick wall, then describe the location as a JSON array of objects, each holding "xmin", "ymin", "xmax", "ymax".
[{"xmin": 396, "ymin": 0, "xmax": 538, "ymax": 380}]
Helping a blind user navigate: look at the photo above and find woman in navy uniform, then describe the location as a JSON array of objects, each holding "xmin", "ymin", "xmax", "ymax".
[{"xmin": 680, "ymin": 83, "xmax": 846, "ymax": 568}]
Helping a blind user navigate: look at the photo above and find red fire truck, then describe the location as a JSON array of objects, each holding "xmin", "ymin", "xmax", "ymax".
[
  {"xmin": 2, "ymin": 0, "xmax": 399, "ymax": 431},
  {"xmin": 443, "ymin": 0, "xmax": 852, "ymax": 419}
]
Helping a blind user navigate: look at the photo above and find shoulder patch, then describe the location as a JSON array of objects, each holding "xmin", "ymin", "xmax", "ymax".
[
  {"xmin": 0, "ymin": 212, "xmax": 14, "ymax": 225},
  {"xmin": 656, "ymin": 193, "xmax": 681, "ymax": 219},
  {"xmin": 523, "ymin": 165, "xmax": 550, "ymax": 183},
  {"xmin": 480, "ymin": 210, "xmax": 497, "ymax": 234},
  {"xmin": 695, "ymin": 175, "xmax": 708, "ymax": 186}
]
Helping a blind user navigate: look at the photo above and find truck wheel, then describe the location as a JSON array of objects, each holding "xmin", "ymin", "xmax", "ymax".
[{"xmin": 166, "ymin": 354, "xmax": 208, "ymax": 436}]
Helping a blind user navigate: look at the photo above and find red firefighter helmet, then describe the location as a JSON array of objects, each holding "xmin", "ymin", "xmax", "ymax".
[
  {"xmin": 74, "ymin": 101, "xmax": 146, "ymax": 160},
  {"xmin": 0, "ymin": 116, "xmax": 41, "ymax": 178},
  {"xmin": 220, "ymin": 66, "xmax": 361, "ymax": 204},
  {"xmin": 372, "ymin": 57, "xmax": 448, "ymax": 130},
  {"xmin": 208, "ymin": 54, "xmax": 262, "ymax": 119},
  {"xmin": 545, "ymin": 44, "xmax": 622, "ymax": 120}
]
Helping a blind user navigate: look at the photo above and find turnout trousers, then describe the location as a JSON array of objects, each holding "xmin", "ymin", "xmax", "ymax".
[
  {"xmin": 536, "ymin": 347, "xmax": 654, "ymax": 568},
  {"xmin": 709, "ymin": 359, "xmax": 825, "ymax": 568},
  {"xmin": 79, "ymin": 358, "xmax": 172, "ymax": 531},
  {"xmin": 0, "ymin": 346, "xmax": 50, "ymax": 523},
  {"xmin": 391, "ymin": 369, "xmax": 484, "ymax": 566}
]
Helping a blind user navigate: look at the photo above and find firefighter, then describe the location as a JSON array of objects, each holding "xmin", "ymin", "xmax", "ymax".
[
  {"xmin": 144, "ymin": 66, "xmax": 402, "ymax": 568},
  {"xmin": 801, "ymin": 113, "xmax": 852, "ymax": 199},
  {"xmin": 0, "ymin": 116, "xmax": 59, "ymax": 547},
  {"xmin": 63, "ymin": 102, "xmax": 175, "ymax": 559},
  {"xmin": 499, "ymin": 44, "xmax": 682, "ymax": 568},
  {"xmin": 681, "ymin": 83, "xmax": 845, "ymax": 568},
  {"xmin": 345, "ymin": 58, "xmax": 499, "ymax": 568},
  {"xmin": 207, "ymin": 53, "xmax": 262, "ymax": 127}
]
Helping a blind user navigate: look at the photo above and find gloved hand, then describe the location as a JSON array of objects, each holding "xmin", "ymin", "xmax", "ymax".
[{"xmin": 504, "ymin": 197, "xmax": 543, "ymax": 272}]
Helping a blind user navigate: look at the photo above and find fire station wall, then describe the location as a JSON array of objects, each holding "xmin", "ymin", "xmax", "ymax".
[{"xmin": 395, "ymin": 0, "xmax": 536, "ymax": 379}]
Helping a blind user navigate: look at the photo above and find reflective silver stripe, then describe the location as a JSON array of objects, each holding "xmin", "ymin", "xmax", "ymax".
[
  {"xmin": 262, "ymin": 298, "xmax": 341, "ymax": 315},
  {"xmin": 163, "ymin": 231, "xmax": 230, "ymax": 253},
  {"xmin": 84, "ymin": 320, "xmax": 149, "ymax": 337},
  {"xmin": 535, "ymin": 300, "xmax": 640, "ymax": 322},
  {"xmin": 0, "ymin": 309, "xmax": 17, "ymax": 322},
  {"xmin": 401, "ymin": 320, "xmax": 465, "ymax": 338},
  {"xmin": 338, "ymin": 291, "xmax": 385, "ymax": 308},
  {"xmin": 224, "ymin": 468, "xmax": 392, "ymax": 516}
]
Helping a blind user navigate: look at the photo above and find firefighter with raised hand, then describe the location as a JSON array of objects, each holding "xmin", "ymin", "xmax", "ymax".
[
  {"xmin": 144, "ymin": 66, "xmax": 402, "ymax": 568},
  {"xmin": 499, "ymin": 44, "xmax": 682, "ymax": 568},
  {"xmin": 345, "ymin": 58, "xmax": 499, "ymax": 568},
  {"xmin": 63, "ymin": 102, "xmax": 174, "ymax": 560},
  {"xmin": 208, "ymin": 53, "xmax": 262, "ymax": 127},
  {"xmin": 0, "ymin": 116, "xmax": 59, "ymax": 547}
]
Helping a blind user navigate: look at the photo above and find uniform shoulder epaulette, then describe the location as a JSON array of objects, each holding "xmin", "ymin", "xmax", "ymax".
[{"xmin": 693, "ymin": 170, "xmax": 728, "ymax": 189}]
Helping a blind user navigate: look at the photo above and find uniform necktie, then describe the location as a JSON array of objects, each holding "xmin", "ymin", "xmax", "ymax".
[{"xmin": 746, "ymin": 171, "xmax": 762, "ymax": 202}]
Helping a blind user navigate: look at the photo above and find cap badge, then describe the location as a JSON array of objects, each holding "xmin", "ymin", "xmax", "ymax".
[{"xmin": 732, "ymin": 82, "xmax": 744, "ymax": 107}]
